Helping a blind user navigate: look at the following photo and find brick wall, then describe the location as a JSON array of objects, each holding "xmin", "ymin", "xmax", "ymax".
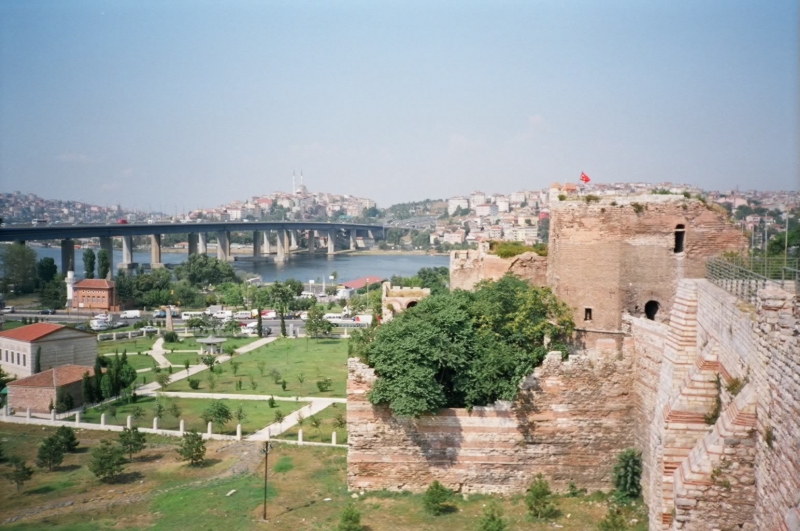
[
  {"xmin": 450, "ymin": 250, "xmax": 548, "ymax": 291},
  {"xmin": 347, "ymin": 336, "xmax": 637, "ymax": 494},
  {"xmin": 7, "ymin": 380, "xmax": 84, "ymax": 414}
]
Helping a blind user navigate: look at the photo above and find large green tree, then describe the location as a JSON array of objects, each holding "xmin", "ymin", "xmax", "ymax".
[
  {"xmin": 37, "ymin": 257, "xmax": 58, "ymax": 283},
  {"xmin": 83, "ymin": 249, "xmax": 96, "ymax": 279},
  {"xmin": 97, "ymin": 249, "xmax": 110, "ymax": 279},
  {"xmin": 365, "ymin": 274, "xmax": 573, "ymax": 417},
  {"xmin": 0, "ymin": 243, "xmax": 37, "ymax": 294},
  {"xmin": 174, "ymin": 254, "xmax": 239, "ymax": 287},
  {"xmin": 267, "ymin": 281, "xmax": 296, "ymax": 337}
]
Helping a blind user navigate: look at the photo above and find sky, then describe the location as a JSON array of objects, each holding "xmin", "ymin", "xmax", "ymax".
[{"xmin": 0, "ymin": 0, "xmax": 797, "ymax": 210}]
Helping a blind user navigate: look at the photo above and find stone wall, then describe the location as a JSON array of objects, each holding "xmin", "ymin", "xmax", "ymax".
[
  {"xmin": 7, "ymin": 380, "xmax": 83, "ymax": 414},
  {"xmin": 630, "ymin": 279, "xmax": 800, "ymax": 531},
  {"xmin": 547, "ymin": 195, "xmax": 746, "ymax": 334},
  {"xmin": 450, "ymin": 249, "xmax": 547, "ymax": 291},
  {"xmin": 347, "ymin": 336, "xmax": 637, "ymax": 494}
]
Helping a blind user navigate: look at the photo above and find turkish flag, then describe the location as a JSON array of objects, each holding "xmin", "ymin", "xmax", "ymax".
[{"xmin": 580, "ymin": 172, "xmax": 591, "ymax": 183}]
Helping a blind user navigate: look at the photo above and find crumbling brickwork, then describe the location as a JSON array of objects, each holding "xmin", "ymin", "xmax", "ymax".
[
  {"xmin": 450, "ymin": 250, "xmax": 548, "ymax": 291},
  {"xmin": 347, "ymin": 337, "xmax": 637, "ymax": 494}
]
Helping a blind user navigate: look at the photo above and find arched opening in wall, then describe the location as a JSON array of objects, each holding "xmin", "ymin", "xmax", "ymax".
[
  {"xmin": 645, "ymin": 300, "xmax": 660, "ymax": 320},
  {"xmin": 674, "ymin": 224, "xmax": 686, "ymax": 254},
  {"xmin": 406, "ymin": 301, "xmax": 418, "ymax": 309}
]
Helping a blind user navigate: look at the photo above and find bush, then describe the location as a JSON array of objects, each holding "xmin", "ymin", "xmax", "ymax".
[
  {"xmin": 54, "ymin": 426, "xmax": 79, "ymax": 453},
  {"xmin": 597, "ymin": 505, "xmax": 628, "ymax": 531},
  {"xmin": 268, "ymin": 395, "xmax": 277, "ymax": 408},
  {"xmin": 164, "ymin": 331, "xmax": 179, "ymax": 343},
  {"xmin": 612, "ymin": 449, "xmax": 642, "ymax": 501},
  {"xmin": 525, "ymin": 473, "xmax": 559, "ymax": 519},
  {"xmin": 187, "ymin": 378, "xmax": 200, "ymax": 390},
  {"xmin": 584, "ymin": 194, "xmax": 600, "ymax": 203},
  {"xmin": 337, "ymin": 503, "xmax": 363, "ymax": 531},
  {"xmin": 36, "ymin": 436, "xmax": 65, "ymax": 471},
  {"xmin": 558, "ymin": 194, "xmax": 567, "ymax": 201},
  {"xmin": 631, "ymin": 203, "xmax": 645, "ymax": 214},
  {"xmin": 422, "ymin": 480, "xmax": 453, "ymax": 515},
  {"xmin": 477, "ymin": 502, "xmax": 508, "ymax": 531},
  {"xmin": 89, "ymin": 440, "xmax": 126, "ymax": 482},
  {"xmin": 316, "ymin": 378, "xmax": 333, "ymax": 392},
  {"xmin": 176, "ymin": 430, "xmax": 206, "ymax": 466}
]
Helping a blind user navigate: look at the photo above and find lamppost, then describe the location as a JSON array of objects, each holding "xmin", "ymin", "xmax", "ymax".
[{"xmin": 262, "ymin": 441, "xmax": 272, "ymax": 521}]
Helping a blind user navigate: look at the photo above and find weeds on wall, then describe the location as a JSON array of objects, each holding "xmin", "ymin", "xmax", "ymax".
[
  {"xmin": 765, "ymin": 426, "xmax": 775, "ymax": 448},
  {"xmin": 725, "ymin": 376, "xmax": 747, "ymax": 396},
  {"xmin": 631, "ymin": 202, "xmax": 645, "ymax": 214},
  {"xmin": 612, "ymin": 448, "xmax": 643, "ymax": 502},
  {"xmin": 704, "ymin": 374, "xmax": 722, "ymax": 425}
]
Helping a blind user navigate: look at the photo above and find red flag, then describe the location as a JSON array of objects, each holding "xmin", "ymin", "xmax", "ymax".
[{"xmin": 580, "ymin": 172, "xmax": 591, "ymax": 183}]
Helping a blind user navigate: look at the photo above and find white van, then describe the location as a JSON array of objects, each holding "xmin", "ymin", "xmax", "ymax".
[
  {"xmin": 119, "ymin": 310, "xmax": 141, "ymax": 319},
  {"xmin": 181, "ymin": 311, "xmax": 204, "ymax": 320},
  {"xmin": 90, "ymin": 319, "xmax": 110, "ymax": 331},
  {"xmin": 233, "ymin": 311, "xmax": 252, "ymax": 320},
  {"xmin": 213, "ymin": 310, "xmax": 233, "ymax": 320}
]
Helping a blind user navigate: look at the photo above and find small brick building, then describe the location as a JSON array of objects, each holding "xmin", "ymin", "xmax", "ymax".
[
  {"xmin": 6, "ymin": 365, "xmax": 93, "ymax": 414},
  {"xmin": 71, "ymin": 279, "xmax": 118, "ymax": 312},
  {"xmin": 0, "ymin": 322, "xmax": 97, "ymax": 379}
]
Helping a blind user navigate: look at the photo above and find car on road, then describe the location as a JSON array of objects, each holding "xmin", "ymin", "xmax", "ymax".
[
  {"xmin": 140, "ymin": 326, "xmax": 158, "ymax": 333},
  {"xmin": 117, "ymin": 219, "xmax": 129, "ymax": 224},
  {"xmin": 0, "ymin": 306, "xmax": 15, "ymax": 314},
  {"xmin": 38, "ymin": 309, "xmax": 56, "ymax": 315}
]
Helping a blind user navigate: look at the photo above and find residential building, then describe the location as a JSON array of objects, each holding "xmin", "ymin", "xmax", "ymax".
[
  {"xmin": 448, "ymin": 197, "xmax": 470, "ymax": 215},
  {"xmin": 475, "ymin": 204, "xmax": 499, "ymax": 217},
  {"xmin": 470, "ymin": 191, "xmax": 487, "ymax": 208}
]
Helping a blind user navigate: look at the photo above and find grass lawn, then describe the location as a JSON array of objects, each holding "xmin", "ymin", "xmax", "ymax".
[
  {"xmin": 164, "ymin": 352, "xmax": 203, "ymax": 366},
  {"xmin": 164, "ymin": 338, "xmax": 348, "ymax": 397},
  {"xmin": 101, "ymin": 352, "xmax": 156, "ymax": 370},
  {"xmin": 1, "ymin": 320, "xmax": 27, "ymax": 330},
  {"xmin": 97, "ymin": 337, "xmax": 156, "ymax": 355},
  {"xmin": 68, "ymin": 395, "xmax": 306, "ymax": 435},
  {"xmin": 0, "ymin": 424, "xmax": 648, "ymax": 531},
  {"xmin": 162, "ymin": 335, "xmax": 259, "ymax": 352},
  {"xmin": 276, "ymin": 403, "xmax": 348, "ymax": 444}
]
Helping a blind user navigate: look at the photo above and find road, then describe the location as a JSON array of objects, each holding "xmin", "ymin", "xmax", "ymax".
[{"xmin": 1, "ymin": 311, "xmax": 306, "ymax": 330}]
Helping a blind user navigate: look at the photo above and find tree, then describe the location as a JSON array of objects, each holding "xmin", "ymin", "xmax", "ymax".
[
  {"xmin": 268, "ymin": 282, "xmax": 296, "ymax": 337},
  {"xmin": 130, "ymin": 405, "xmax": 145, "ymax": 423},
  {"xmin": 525, "ymin": 474, "xmax": 559, "ymax": 519},
  {"xmin": 3, "ymin": 457, "xmax": 34, "ymax": 492},
  {"xmin": 83, "ymin": 248, "xmax": 96, "ymax": 279},
  {"xmin": 37, "ymin": 257, "xmax": 58, "ymax": 283},
  {"xmin": 336, "ymin": 503, "xmax": 363, "ymax": 531},
  {"xmin": 477, "ymin": 503, "xmax": 508, "ymax": 531},
  {"xmin": 100, "ymin": 373, "xmax": 113, "ymax": 400},
  {"xmin": 256, "ymin": 309, "xmax": 264, "ymax": 338},
  {"xmin": 155, "ymin": 372, "xmax": 171, "ymax": 389},
  {"xmin": 233, "ymin": 404, "xmax": 247, "ymax": 423},
  {"xmin": 305, "ymin": 305, "xmax": 332, "ymax": 339},
  {"xmin": 36, "ymin": 435, "xmax": 65, "ymax": 471},
  {"xmin": 89, "ymin": 439, "xmax": 126, "ymax": 482},
  {"xmin": 54, "ymin": 426, "xmax": 79, "ymax": 453},
  {"xmin": 0, "ymin": 366, "xmax": 14, "ymax": 393},
  {"xmin": 0, "ymin": 242, "xmax": 37, "ymax": 294},
  {"xmin": 174, "ymin": 254, "xmax": 239, "ymax": 287},
  {"xmin": 34, "ymin": 347, "xmax": 42, "ymax": 373},
  {"xmin": 168, "ymin": 402, "xmax": 182, "ymax": 421},
  {"xmin": 97, "ymin": 249, "xmax": 111, "ymax": 279},
  {"xmin": 422, "ymin": 480, "xmax": 453, "ymax": 516},
  {"xmin": 118, "ymin": 427, "xmax": 147, "ymax": 461},
  {"xmin": 38, "ymin": 274, "xmax": 67, "ymax": 309},
  {"xmin": 176, "ymin": 430, "xmax": 206, "ymax": 466},
  {"xmin": 152, "ymin": 401, "xmax": 166, "ymax": 421},
  {"xmin": 200, "ymin": 400, "xmax": 232, "ymax": 431},
  {"xmin": 613, "ymin": 448, "xmax": 643, "ymax": 501}
]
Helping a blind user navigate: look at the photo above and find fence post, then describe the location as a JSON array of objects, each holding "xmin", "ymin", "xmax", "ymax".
[
  {"xmin": 153, "ymin": 417, "xmax": 159, "ymax": 430},
  {"xmin": 179, "ymin": 419, "xmax": 185, "ymax": 435},
  {"xmin": 236, "ymin": 424, "xmax": 242, "ymax": 441},
  {"xmin": 100, "ymin": 413, "xmax": 106, "ymax": 426},
  {"xmin": 50, "ymin": 409, "xmax": 56, "ymax": 422},
  {"xmin": 331, "ymin": 431, "xmax": 337, "ymax": 445},
  {"xmin": 298, "ymin": 429, "xmax": 303, "ymax": 445},
  {"xmin": 127, "ymin": 415, "xmax": 132, "ymax": 429},
  {"xmin": 75, "ymin": 411, "xmax": 81, "ymax": 424},
  {"xmin": 207, "ymin": 421, "xmax": 213, "ymax": 436},
  {"xmin": 26, "ymin": 408, "xmax": 31, "ymax": 420}
]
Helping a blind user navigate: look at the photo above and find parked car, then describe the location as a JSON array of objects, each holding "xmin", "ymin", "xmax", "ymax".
[
  {"xmin": 141, "ymin": 326, "xmax": 158, "ymax": 333},
  {"xmin": 152, "ymin": 310, "xmax": 167, "ymax": 318},
  {"xmin": 38, "ymin": 309, "xmax": 56, "ymax": 315},
  {"xmin": 233, "ymin": 311, "xmax": 252, "ymax": 320}
]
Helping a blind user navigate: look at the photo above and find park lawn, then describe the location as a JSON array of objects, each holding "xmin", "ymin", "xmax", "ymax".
[
  {"xmin": 101, "ymin": 352, "xmax": 156, "ymax": 370},
  {"xmin": 165, "ymin": 338, "xmax": 349, "ymax": 397},
  {"xmin": 1, "ymin": 320, "xmax": 27, "ymax": 330},
  {"xmin": 277, "ymin": 403, "xmax": 348, "ymax": 444},
  {"xmin": 164, "ymin": 352, "xmax": 203, "ymax": 366},
  {"xmin": 97, "ymin": 337, "xmax": 156, "ymax": 355},
  {"xmin": 162, "ymin": 335, "xmax": 259, "ymax": 352},
  {"xmin": 70, "ymin": 395, "xmax": 306, "ymax": 435}
]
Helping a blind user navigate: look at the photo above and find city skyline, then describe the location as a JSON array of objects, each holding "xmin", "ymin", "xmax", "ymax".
[{"xmin": 1, "ymin": 1, "xmax": 797, "ymax": 209}]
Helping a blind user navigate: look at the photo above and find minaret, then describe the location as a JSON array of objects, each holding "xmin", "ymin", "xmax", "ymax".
[{"xmin": 292, "ymin": 171, "xmax": 296, "ymax": 195}]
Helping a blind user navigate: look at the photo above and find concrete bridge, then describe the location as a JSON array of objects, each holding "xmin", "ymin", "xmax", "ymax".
[{"xmin": 0, "ymin": 221, "xmax": 384, "ymax": 273}]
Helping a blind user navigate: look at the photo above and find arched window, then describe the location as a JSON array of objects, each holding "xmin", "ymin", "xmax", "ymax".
[
  {"xmin": 674, "ymin": 224, "xmax": 685, "ymax": 254},
  {"xmin": 645, "ymin": 300, "xmax": 660, "ymax": 320},
  {"xmin": 406, "ymin": 301, "xmax": 418, "ymax": 309}
]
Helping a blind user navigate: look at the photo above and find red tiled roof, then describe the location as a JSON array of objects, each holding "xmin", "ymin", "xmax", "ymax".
[
  {"xmin": 74, "ymin": 279, "xmax": 115, "ymax": 289},
  {"xmin": 341, "ymin": 276, "xmax": 384, "ymax": 290},
  {"xmin": 0, "ymin": 323, "xmax": 65, "ymax": 342},
  {"xmin": 8, "ymin": 365, "xmax": 94, "ymax": 388}
]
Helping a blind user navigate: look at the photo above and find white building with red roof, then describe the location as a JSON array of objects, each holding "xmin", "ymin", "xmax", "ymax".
[
  {"xmin": 0, "ymin": 323, "xmax": 96, "ymax": 379},
  {"xmin": 6, "ymin": 365, "xmax": 95, "ymax": 413}
]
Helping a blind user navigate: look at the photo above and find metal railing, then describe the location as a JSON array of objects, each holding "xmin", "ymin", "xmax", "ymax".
[{"xmin": 706, "ymin": 257, "xmax": 798, "ymax": 304}]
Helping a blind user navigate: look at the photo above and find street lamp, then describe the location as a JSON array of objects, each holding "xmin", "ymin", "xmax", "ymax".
[{"xmin": 262, "ymin": 441, "xmax": 272, "ymax": 521}]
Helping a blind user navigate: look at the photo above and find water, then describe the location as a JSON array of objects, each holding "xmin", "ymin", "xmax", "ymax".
[{"xmin": 31, "ymin": 246, "xmax": 449, "ymax": 283}]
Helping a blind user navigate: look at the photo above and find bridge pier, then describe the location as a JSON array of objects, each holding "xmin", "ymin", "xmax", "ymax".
[
  {"xmin": 99, "ymin": 237, "xmax": 114, "ymax": 275},
  {"xmin": 308, "ymin": 230, "xmax": 317, "ymax": 253},
  {"xmin": 253, "ymin": 231, "xmax": 262, "ymax": 257},
  {"xmin": 262, "ymin": 230, "xmax": 271, "ymax": 255},
  {"xmin": 60, "ymin": 239, "xmax": 75, "ymax": 273},
  {"xmin": 290, "ymin": 230, "xmax": 299, "ymax": 251},
  {"xmin": 275, "ymin": 229, "xmax": 287, "ymax": 262},
  {"xmin": 150, "ymin": 234, "xmax": 163, "ymax": 268},
  {"xmin": 188, "ymin": 233, "xmax": 199, "ymax": 255},
  {"xmin": 216, "ymin": 231, "xmax": 230, "ymax": 262},
  {"xmin": 198, "ymin": 233, "xmax": 207, "ymax": 254},
  {"xmin": 327, "ymin": 229, "xmax": 336, "ymax": 255},
  {"xmin": 349, "ymin": 230, "xmax": 357, "ymax": 251},
  {"xmin": 120, "ymin": 235, "xmax": 134, "ymax": 270}
]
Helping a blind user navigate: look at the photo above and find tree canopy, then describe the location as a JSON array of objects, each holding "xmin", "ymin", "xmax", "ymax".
[
  {"xmin": 364, "ymin": 274, "xmax": 573, "ymax": 417},
  {"xmin": 174, "ymin": 254, "xmax": 240, "ymax": 287}
]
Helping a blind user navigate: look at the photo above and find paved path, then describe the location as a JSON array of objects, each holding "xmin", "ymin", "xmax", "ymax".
[
  {"xmin": 155, "ymin": 391, "xmax": 346, "ymax": 403},
  {"xmin": 247, "ymin": 398, "xmax": 341, "ymax": 441}
]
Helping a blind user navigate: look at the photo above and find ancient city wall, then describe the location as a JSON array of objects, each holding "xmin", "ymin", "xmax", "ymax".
[
  {"xmin": 630, "ymin": 279, "xmax": 800, "ymax": 531},
  {"xmin": 547, "ymin": 196, "xmax": 745, "ymax": 334},
  {"xmin": 347, "ymin": 337, "xmax": 637, "ymax": 494},
  {"xmin": 450, "ymin": 250, "xmax": 547, "ymax": 291}
]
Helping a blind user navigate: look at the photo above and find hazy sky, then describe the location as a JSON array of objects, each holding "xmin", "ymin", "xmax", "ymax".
[{"xmin": 1, "ymin": 1, "xmax": 797, "ymax": 210}]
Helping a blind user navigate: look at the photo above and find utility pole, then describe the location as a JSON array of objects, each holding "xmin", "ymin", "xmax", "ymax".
[{"xmin": 263, "ymin": 441, "xmax": 272, "ymax": 521}]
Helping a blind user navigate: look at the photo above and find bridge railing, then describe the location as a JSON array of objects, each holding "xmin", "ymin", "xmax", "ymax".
[{"xmin": 706, "ymin": 256, "xmax": 798, "ymax": 305}]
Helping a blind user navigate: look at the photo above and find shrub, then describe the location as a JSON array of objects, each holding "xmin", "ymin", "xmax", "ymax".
[
  {"xmin": 584, "ymin": 194, "xmax": 600, "ymax": 203},
  {"xmin": 422, "ymin": 480, "xmax": 453, "ymax": 515},
  {"xmin": 631, "ymin": 202, "xmax": 645, "ymax": 214},
  {"xmin": 249, "ymin": 376, "xmax": 258, "ymax": 390},
  {"xmin": 612, "ymin": 449, "xmax": 642, "ymax": 501},
  {"xmin": 164, "ymin": 331, "xmax": 179, "ymax": 343},
  {"xmin": 567, "ymin": 481, "xmax": 586, "ymax": 497},
  {"xmin": 477, "ymin": 502, "xmax": 508, "ymax": 531},
  {"xmin": 89, "ymin": 439, "xmax": 126, "ymax": 482},
  {"xmin": 765, "ymin": 425, "xmax": 775, "ymax": 448},
  {"xmin": 269, "ymin": 368, "xmax": 282, "ymax": 384},
  {"xmin": 188, "ymin": 378, "xmax": 201, "ymax": 390},
  {"xmin": 3, "ymin": 457, "xmax": 34, "ymax": 492},
  {"xmin": 54, "ymin": 426, "xmax": 79, "ymax": 453},
  {"xmin": 490, "ymin": 241, "xmax": 547, "ymax": 258},
  {"xmin": 332, "ymin": 412, "xmax": 347, "ymax": 430},
  {"xmin": 176, "ymin": 430, "xmax": 206, "ymax": 466},
  {"xmin": 273, "ymin": 410, "xmax": 286, "ymax": 424},
  {"xmin": 316, "ymin": 378, "xmax": 333, "ymax": 392},
  {"xmin": 558, "ymin": 194, "xmax": 567, "ymax": 201},
  {"xmin": 725, "ymin": 376, "xmax": 746, "ymax": 396},
  {"xmin": 36, "ymin": 436, "xmax": 65, "ymax": 471},
  {"xmin": 268, "ymin": 395, "xmax": 277, "ymax": 408},
  {"xmin": 597, "ymin": 505, "xmax": 628, "ymax": 531},
  {"xmin": 336, "ymin": 503, "xmax": 363, "ymax": 531},
  {"xmin": 704, "ymin": 374, "xmax": 722, "ymax": 425},
  {"xmin": 525, "ymin": 473, "xmax": 559, "ymax": 519}
]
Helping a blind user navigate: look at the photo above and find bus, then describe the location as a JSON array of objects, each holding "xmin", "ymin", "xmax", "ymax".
[{"xmin": 181, "ymin": 311, "xmax": 204, "ymax": 320}]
